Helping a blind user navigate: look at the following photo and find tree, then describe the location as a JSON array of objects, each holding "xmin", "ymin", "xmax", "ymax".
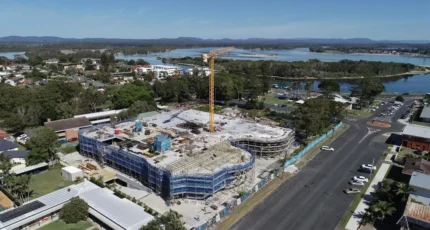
[
  {"xmin": 292, "ymin": 81, "xmax": 302, "ymax": 97},
  {"xmin": 140, "ymin": 210, "xmax": 186, "ymax": 230},
  {"xmin": 137, "ymin": 59, "xmax": 149, "ymax": 65},
  {"xmin": 318, "ymin": 79, "xmax": 340, "ymax": 97},
  {"xmin": 48, "ymin": 64, "xmax": 58, "ymax": 73},
  {"xmin": 28, "ymin": 56, "xmax": 44, "ymax": 67},
  {"xmin": 117, "ymin": 100, "xmax": 155, "ymax": 120},
  {"xmin": 395, "ymin": 182, "xmax": 415, "ymax": 201},
  {"xmin": 351, "ymin": 77, "xmax": 385, "ymax": 107},
  {"xmin": 112, "ymin": 82, "xmax": 155, "ymax": 109},
  {"xmin": 65, "ymin": 67, "xmax": 78, "ymax": 76},
  {"xmin": 26, "ymin": 127, "xmax": 60, "ymax": 165},
  {"xmin": 60, "ymin": 197, "xmax": 89, "ymax": 224},
  {"xmin": 127, "ymin": 59, "xmax": 136, "ymax": 65},
  {"xmin": 304, "ymin": 81, "xmax": 314, "ymax": 96},
  {"xmin": 395, "ymin": 95, "xmax": 404, "ymax": 102},
  {"xmin": 101, "ymin": 53, "xmax": 115, "ymax": 72},
  {"xmin": 368, "ymin": 200, "xmax": 396, "ymax": 223}
]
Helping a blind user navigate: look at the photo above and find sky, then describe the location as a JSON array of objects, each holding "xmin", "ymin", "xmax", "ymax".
[{"xmin": 0, "ymin": 0, "xmax": 429, "ymax": 40}]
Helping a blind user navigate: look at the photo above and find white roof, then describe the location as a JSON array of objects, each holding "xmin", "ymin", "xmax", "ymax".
[
  {"xmin": 62, "ymin": 165, "xmax": 82, "ymax": 174},
  {"xmin": 403, "ymin": 124, "xmax": 430, "ymax": 139},
  {"xmin": 74, "ymin": 110, "xmax": 124, "ymax": 119},
  {"xmin": 79, "ymin": 187, "xmax": 154, "ymax": 230}
]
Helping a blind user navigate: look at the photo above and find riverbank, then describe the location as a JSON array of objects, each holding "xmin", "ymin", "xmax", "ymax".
[{"xmin": 270, "ymin": 70, "xmax": 430, "ymax": 81}]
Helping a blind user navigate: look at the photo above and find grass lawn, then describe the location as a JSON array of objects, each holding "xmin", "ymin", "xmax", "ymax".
[
  {"xmin": 263, "ymin": 96, "xmax": 293, "ymax": 105},
  {"xmin": 195, "ymin": 104, "xmax": 227, "ymax": 114},
  {"xmin": 39, "ymin": 220, "xmax": 92, "ymax": 230},
  {"xmin": 29, "ymin": 164, "xmax": 75, "ymax": 199},
  {"xmin": 347, "ymin": 109, "xmax": 372, "ymax": 118},
  {"xmin": 338, "ymin": 157, "xmax": 391, "ymax": 228},
  {"xmin": 60, "ymin": 145, "xmax": 78, "ymax": 154}
]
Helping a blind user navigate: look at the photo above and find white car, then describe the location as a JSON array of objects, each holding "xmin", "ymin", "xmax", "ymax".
[
  {"xmin": 353, "ymin": 176, "xmax": 369, "ymax": 183},
  {"xmin": 344, "ymin": 188, "xmax": 361, "ymax": 194},
  {"xmin": 361, "ymin": 164, "xmax": 376, "ymax": 170},
  {"xmin": 321, "ymin": 146, "xmax": 334, "ymax": 151},
  {"xmin": 17, "ymin": 134, "xmax": 27, "ymax": 140},
  {"xmin": 349, "ymin": 181, "xmax": 365, "ymax": 186}
]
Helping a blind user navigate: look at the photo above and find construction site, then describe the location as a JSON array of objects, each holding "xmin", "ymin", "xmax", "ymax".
[{"xmin": 79, "ymin": 109, "xmax": 293, "ymax": 198}]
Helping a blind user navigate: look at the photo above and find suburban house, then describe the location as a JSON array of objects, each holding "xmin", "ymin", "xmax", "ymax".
[
  {"xmin": 44, "ymin": 117, "xmax": 92, "ymax": 142},
  {"xmin": 5, "ymin": 76, "xmax": 23, "ymax": 87},
  {"xmin": 402, "ymin": 124, "xmax": 430, "ymax": 151},
  {"xmin": 420, "ymin": 106, "xmax": 430, "ymax": 123},
  {"xmin": 402, "ymin": 158, "xmax": 430, "ymax": 176},
  {"xmin": 0, "ymin": 138, "xmax": 19, "ymax": 152},
  {"xmin": 2, "ymin": 150, "xmax": 30, "ymax": 171},
  {"xmin": 44, "ymin": 58, "xmax": 59, "ymax": 65},
  {"xmin": 0, "ymin": 180, "xmax": 154, "ymax": 230},
  {"xmin": 397, "ymin": 172, "xmax": 430, "ymax": 229},
  {"xmin": 58, "ymin": 63, "xmax": 84, "ymax": 70}
]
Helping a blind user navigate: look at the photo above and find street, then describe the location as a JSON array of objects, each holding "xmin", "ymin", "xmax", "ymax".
[{"xmin": 230, "ymin": 102, "xmax": 409, "ymax": 230}]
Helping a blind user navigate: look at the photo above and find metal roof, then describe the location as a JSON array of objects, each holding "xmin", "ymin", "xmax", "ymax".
[
  {"xmin": 405, "ymin": 200, "xmax": 430, "ymax": 224},
  {"xmin": 78, "ymin": 187, "xmax": 154, "ymax": 230},
  {"xmin": 44, "ymin": 117, "xmax": 92, "ymax": 132},
  {"xmin": 420, "ymin": 107, "xmax": 430, "ymax": 119},
  {"xmin": 2, "ymin": 150, "xmax": 30, "ymax": 159},
  {"xmin": 403, "ymin": 124, "xmax": 430, "ymax": 139},
  {"xmin": 0, "ymin": 138, "xmax": 18, "ymax": 152},
  {"xmin": 410, "ymin": 172, "xmax": 430, "ymax": 191}
]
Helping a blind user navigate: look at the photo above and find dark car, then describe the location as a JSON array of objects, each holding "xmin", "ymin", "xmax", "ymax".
[{"xmin": 403, "ymin": 92, "xmax": 410, "ymax": 95}]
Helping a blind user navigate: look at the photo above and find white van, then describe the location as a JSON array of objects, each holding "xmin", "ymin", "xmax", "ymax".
[{"xmin": 394, "ymin": 101, "xmax": 403, "ymax": 106}]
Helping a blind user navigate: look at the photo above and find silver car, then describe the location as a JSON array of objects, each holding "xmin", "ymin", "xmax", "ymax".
[{"xmin": 349, "ymin": 181, "xmax": 365, "ymax": 186}]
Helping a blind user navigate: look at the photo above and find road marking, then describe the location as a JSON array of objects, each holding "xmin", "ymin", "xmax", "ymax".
[{"xmin": 358, "ymin": 127, "xmax": 381, "ymax": 144}]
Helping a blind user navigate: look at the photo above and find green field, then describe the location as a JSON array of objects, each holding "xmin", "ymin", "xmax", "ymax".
[
  {"xmin": 29, "ymin": 164, "xmax": 75, "ymax": 199},
  {"xmin": 264, "ymin": 96, "xmax": 293, "ymax": 105},
  {"xmin": 39, "ymin": 220, "xmax": 93, "ymax": 230}
]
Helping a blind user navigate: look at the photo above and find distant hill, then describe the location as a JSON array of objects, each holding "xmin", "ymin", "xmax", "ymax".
[{"xmin": 0, "ymin": 36, "xmax": 428, "ymax": 45}]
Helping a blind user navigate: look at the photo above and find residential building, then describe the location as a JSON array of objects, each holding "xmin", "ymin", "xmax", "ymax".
[
  {"xmin": 151, "ymin": 65, "xmax": 180, "ymax": 79},
  {"xmin": 402, "ymin": 124, "xmax": 430, "ymax": 151},
  {"xmin": 403, "ymin": 158, "xmax": 430, "ymax": 176},
  {"xmin": 0, "ymin": 180, "xmax": 154, "ymax": 230},
  {"xmin": 81, "ymin": 58, "xmax": 101, "ymax": 65},
  {"xmin": 44, "ymin": 117, "xmax": 92, "ymax": 142},
  {"xmin": 74, "ymin": 110, "xmax": 125, "ymax": 125},
  {"xmin": 2, "ymin": 150, "xmax": 30, "ymax": 171},
  {"xmin": 5, "ymin": 76, "xmax": 23, "ymax": 87},
  {"xmin": 183, "ymin": 67, "xmax": 210, "ymax": 77},
  {"xmin": 397, "ymin": 172, "xmax": 430, "ymax": 229},
  {"xmin": 59, "ymin": 63, "xmax": 83, "ymax": 70},
  {"xmin": 0, "ymin": 138, "xmax": 19, "ymax": 152},
  {"xmin": 420, "ymin": 106, "xmax": 430, "ymax": 123},
  {"xmin": 44, "ymin": 59, "xmax": 59, "ymax": 65},
  {"xmin": 137, "ymin": 66, "xmax": 152, "ymax": 74}
]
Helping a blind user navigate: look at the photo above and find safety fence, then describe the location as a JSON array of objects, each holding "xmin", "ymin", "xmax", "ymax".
[{"xmin": 194, "ymin": 121, "xmax": 343, "ymax": 230}]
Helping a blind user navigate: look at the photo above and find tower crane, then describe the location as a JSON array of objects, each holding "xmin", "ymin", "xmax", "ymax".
[{"xmin": 202, "ymin": 47, "xmax": 234, "ymax": 133}]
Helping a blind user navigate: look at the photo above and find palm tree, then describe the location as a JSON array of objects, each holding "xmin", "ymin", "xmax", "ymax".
[
  {"xmin": 396, "ymin": 182, "xmax": 415, "ymax": 201},
  {"xmin": 304, "ymin": 81, "xmax": 314, "ymax": 96},
  {"xmin": 369, "ymin": 200, "xmax": 396, "ymax": 223},
  {"xmin": 292, "ymin": 81, "xmax": 302, "ymax": 97}
]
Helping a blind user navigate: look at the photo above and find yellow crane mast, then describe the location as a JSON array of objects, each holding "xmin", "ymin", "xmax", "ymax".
[{"xmin": 202, "ymin": 47, "xmax": 234, "ymax": 133}]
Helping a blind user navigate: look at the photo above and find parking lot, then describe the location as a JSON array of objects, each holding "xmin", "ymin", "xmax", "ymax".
[{"xmin": 373, "ymin": 100, "xmax": 408, "ymax": 123}]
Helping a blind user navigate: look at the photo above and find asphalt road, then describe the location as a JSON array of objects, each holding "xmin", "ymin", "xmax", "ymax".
[{"xmin": 230, "ymin": 102, "xmax": 410, "ymax": 230}]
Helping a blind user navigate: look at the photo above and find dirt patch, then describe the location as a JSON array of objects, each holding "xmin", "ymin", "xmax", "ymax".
[
  {"xmin": 0, "ymin": 191, "xmax": 13, "ymax": 209},
  {"xmin": 367, "ymin": 121, "xmax": 391, "ymax": 128}
]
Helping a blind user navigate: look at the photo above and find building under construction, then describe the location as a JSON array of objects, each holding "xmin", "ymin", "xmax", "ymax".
[{"xmin": 78, "ymin": 109, "xmax": 294, "ymax": 200}]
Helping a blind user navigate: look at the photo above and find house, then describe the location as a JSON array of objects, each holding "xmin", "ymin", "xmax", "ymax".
[
  {"xmin": 5, "ymin": 76, "xmax": 23, "ymax": 87},
  {"xmin": 402, "ymin": 158, "xmax": 430, "ymax": 175},
  {"xmin": 44, "ymin": 58, "xmax": 59, "ymax": 65},
  {"xmin": 402, "ymin": 124, "xmax": 430, "ymax": 151},
  {"xmin": 81, "ymin": 58, "xmax": 101, "ymax": 65},
  {"xmin": 0, "ymin": 72, "xmax": 9, "ymax": 79},
  {"xmin": 88, "ymin": 81, "xmax": 106, "ymax": 91},
  {"xmin": 2, "ymin": 150, "xmax": 30, "ymax": 171},
  {"xmin": 0, "ymin": 180, "xmax": 154, "ymax": 230},
  {"xmin": 67, "ymin": 75, "xmax": 88, "ymax": 84},
  {"xmin": 58, "ymin": 63, "xmax": 83, "ymax": 70},
  {"xmin": 0, "ymin": 138, "xmax": 18, "ymax": 152},
  {"xmin": 44, "ymin": 117, "xmax": 92, "ymax": 142},
  {"xmin": 420, "ymin": 106, "xmax": 430, "ymax": 123},
  {"xmin": 397, "ymin": 172, "xmax": 430, "ymax": 229},
  {"xmin": 0, "ymin": 129, "xmax": 8, "ymax": 139},
  {"xmin": 138, "ymin": 66, "xmax": 152, "ymax": 74}
]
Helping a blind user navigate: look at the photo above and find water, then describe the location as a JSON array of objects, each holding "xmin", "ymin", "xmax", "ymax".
[
  {"xmin": 0, "ymin": 52, "xmax": 26, "ymax": 59},
  {"xmin": 115, "ymin": 47, "xmax": 430, "ymax": 66},
  {"xmin": 271, "ymin": 74, "xmax": 430, "ymax": 93}
]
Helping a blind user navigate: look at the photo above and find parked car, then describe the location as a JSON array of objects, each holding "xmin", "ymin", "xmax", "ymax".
[
  {"xmin": 403, "ymin": 92, "xmax": 410, "ymax": 95},
  {"xmin": 361, "ymin": 164, "xmax": 377, "ymax": 170},
  {"xmin": 344, "ymin": 188, "xmax": 361, "ymax": 194},
  {"xmin": 349, "ymin": 181, "xmax": 365, "ymax": 186},
  {"xmin": 321, "ymin": 146, "xmax": 334, "ymax": 151},
  {"xmin": 353, "ymin": 176, "xmax": 369, "ymax": 183}
]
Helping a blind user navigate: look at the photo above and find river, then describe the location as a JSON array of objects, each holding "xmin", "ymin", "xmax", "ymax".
[{"xmin": 1, "ymin": 48, "xmax": 430, "ymax": 93}]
